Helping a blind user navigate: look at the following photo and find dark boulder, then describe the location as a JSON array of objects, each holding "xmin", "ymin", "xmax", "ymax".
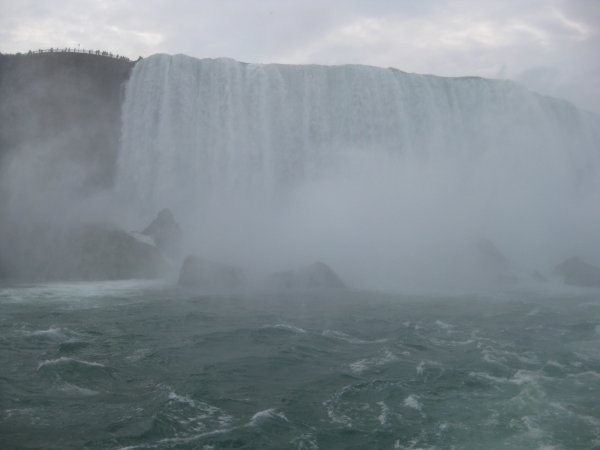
[
  {"xmin": 178, "ymin": 255, "xmax": 243, "ymax": 288},
  {"xmin": 72, "ymin": 225, "xmax": 168, "ymax": 280},
  {"xmin": 0, "ymin": 223, "xmax": 167, "ymax": 281},
  {"xmin": 265, "ymin": 262, "xmax": 345, "ymax": 289},
  {"xmin": 141, "ymin": 209, "xmax": 182, "ymax": 260},
  {"xmin": 554, "ymin": 257, "xmax": 600, "ymax": 288}
]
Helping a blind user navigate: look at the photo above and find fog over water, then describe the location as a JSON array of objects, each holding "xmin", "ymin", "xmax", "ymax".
[{"xmin": 113, "ymin": 54, "xmax": 600, "ymax": 290}]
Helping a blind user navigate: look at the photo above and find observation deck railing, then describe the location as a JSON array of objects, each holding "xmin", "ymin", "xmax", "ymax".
[{"xmin": 21, "ymin": 48, "xmax": 133, "ymax": 61}]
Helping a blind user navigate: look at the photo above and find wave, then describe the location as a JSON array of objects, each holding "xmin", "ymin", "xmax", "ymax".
[
  {"xmin": 247, "ymin": 409, "xmax": 289, "ymax": 427},
  {"xmin": 322, "ymin": 330, "xmax": 387, "ymax": 344},
  {"xmin": 262, "ymin": 324, "xmax": 307, "ymax": 334},
  {"xmin": 37, "ymin": 357, "xmax": 105, "ymax": 370},
  {"xmin": 350, "ymin": 348, "xmax": 398, "ymax": 374},
  {"xmin": 469, "ymin": 369, "xmax": 546, "ymax": 386},
  {"xmin": 403, "ymin": 395, "xmax": 423, "ymax": 411}
]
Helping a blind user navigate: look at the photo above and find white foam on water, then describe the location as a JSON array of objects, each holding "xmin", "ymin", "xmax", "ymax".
[
  {"xmin": 566, "ymin": 370, "xmax": 600, "ymax": 380},
  {"xmin": 37, "ymin": 357, "xmax": 105, "ymax": 370},
  {"xmin": 349, "ymin": 348, "xmax": 398, "ymax": 374},
  {"xmin": 291, "ymin": 433, "xmax": 319, "ymax": 450},
  {"xmin": 469, "ymin": 369, "xmax": 546, "ymax": 386},
  {"xmin": 166, "ymin": 392, "xmax": 233, "ymax": 431},
  {"xmin": 247, "ymin": 408, "xmax": 289, "ymax": 427},
  {"xmin": 118, "ymin": 428, "xmax": 231, "ymax": 450},
  {"xmin": 22, "ymin": 327, "xmax": 82, "ymax": 341},
  {"xmin": 435, "ymin": 320, "xmax": 454, "ymax": 330},
  {"xmin": 0, "ymin": 279, "xmax": 168, "ymax": 306},
  {"xmin": 544, "ymin": 360, "xmax": 567, "ymax": 370},
  {"xmin": 323, "ymin": 385, "xmax": 354, "ymax": 427},
  {"xmin": 481, "ymin": 346, "xmax": 540, "ymax": 367},
  {"xmin": 403, "ymin": 395, "xmax": 422, "ymax": 411},
  {"xmin": 322, "ymin": 329, "xmax": 387, "ymax": 344},
  {"xmin": 428, "ymin": 337, "xmax": 475, "ymax": 347},
  {"xmin": 264, "ymin": 324, "xmax": 307, "ymax": 333},
  {"xmin": 394, "ymin": 438, "xmax": 439, "ymax": 450},
  {"xmin": 377, "ymin": 401, "xmax": 393, "ymax": 427},
  {"xmin": 125, "ymin": 348, "xmax": 152, "ymax": 362},
  {"xmin": 60, "ymin": 382, "xmax": 99, "ymax": 396},
  {"xmin": 416, "ymin": 360, "xmax": 443, "ymax": 375}
]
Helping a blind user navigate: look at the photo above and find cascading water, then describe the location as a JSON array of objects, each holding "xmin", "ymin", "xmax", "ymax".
[{"xmin": 116, "ymin": 54, "xmax": 600, "ymax": 289}]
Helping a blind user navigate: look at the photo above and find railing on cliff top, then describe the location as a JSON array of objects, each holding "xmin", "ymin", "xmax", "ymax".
[{"xmin": 21, "ymin": 48, "xmax": 136, "ymax": 62}]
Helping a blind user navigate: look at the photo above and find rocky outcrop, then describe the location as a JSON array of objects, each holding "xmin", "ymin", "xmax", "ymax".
[
  {"xmin": 0, "ymin": 52, "xmax": 138, "ymax": 281},
  {"xmin": 72, "ymin": 225, "xmax": 168, "ymax": 280},
  {"xmin": 265, "ymin": 262, "xmax": 345, "ymax": 289},
  {"xmin": 141, "ymin": 209, "xmax": 182, "ymax": 259},
  {"xmin": 0, "ymin": 223, "xmax": 168, "ymax": 281},
  {"xmin": 554, "ymin": 257, "xmax": 600, "ymax": 288},
  {"xmin": 0, "ymin": 52, "xmax": 136, "ymax": 188},
  {"xmin": 178, "ymin": 255, "xmax": 243, "ymax": 288}
]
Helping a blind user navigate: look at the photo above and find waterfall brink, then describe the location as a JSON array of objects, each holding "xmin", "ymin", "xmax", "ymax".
[{"xmin": 116, "ymin": 54, "xmax": 600, "ymax": 289}]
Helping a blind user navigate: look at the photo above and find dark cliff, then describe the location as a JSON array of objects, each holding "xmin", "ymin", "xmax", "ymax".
[
  {"xmin": 0, "ymin": 51, "xmax": 137, "ymax": 279},
  {"xmin": 0, "ymin": 52, "xmax": 136, "ymax": 189}
]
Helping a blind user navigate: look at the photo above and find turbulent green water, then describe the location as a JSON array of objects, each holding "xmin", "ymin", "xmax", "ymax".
[{"xmin": 1, "ymin": 281, "xmax": 599, "ymax": 449}]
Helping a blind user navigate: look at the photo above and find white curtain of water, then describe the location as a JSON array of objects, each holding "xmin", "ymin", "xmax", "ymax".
[{"xmin": 116, "ymin": 54, "xmax": 600, "ymax": 288}]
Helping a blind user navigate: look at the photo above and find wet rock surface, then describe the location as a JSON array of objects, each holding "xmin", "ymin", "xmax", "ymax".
[{"xmin": 141, "ymin": 209, "xmax": 182, "ymax": 260}]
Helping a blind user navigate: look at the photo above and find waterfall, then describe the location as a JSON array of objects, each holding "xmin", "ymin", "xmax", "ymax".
[{"xmin": 116, "ymin": 54, "xmax": 600, "ymax": 288}]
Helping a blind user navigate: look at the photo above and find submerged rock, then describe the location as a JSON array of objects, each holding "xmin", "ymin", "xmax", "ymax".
[
  {"xmin": 72, "ymin": 224, "xmax": 168, "ymax": 280},
  {"xmin": 554, "ymin": 257, "xmax": 600, "ymax": 288},
  {"xmin": 141, "ymin": 209, "xmax": 182, "ymax": 260},
  {"xmin": 265, "ymin": 262, "xmax": 345, "ymax": 289},
  {"xmin": 178, "ymin": 255, "xmax": 243, "ymax": 288}
]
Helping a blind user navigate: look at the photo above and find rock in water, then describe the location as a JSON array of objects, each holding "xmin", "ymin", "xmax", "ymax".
[
  {"xmin": 554, "ymin": 257, "xmax": 600, "ymax": 288},
  {"xmin": 142, "ymin": 209, "xmax": 183, "ymax": 259},
  {"xmin": 74, "ymin": 225, "xmax": 168, "ymax": 280},
  {"xmin": 266, "ymin": 262, "xmax": 345, "ymax": 289},
  {"xmin": 178, "ymin": 255, "xmax": 243, "ymax": 288}
]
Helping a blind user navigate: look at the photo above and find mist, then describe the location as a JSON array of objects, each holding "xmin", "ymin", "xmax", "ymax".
[{"xmin": 1, "ymin": 52, "xmax": 599, "ymax": 289}]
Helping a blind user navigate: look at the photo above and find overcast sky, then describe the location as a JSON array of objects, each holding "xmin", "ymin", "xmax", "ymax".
[{"xmin": 1, "ymin": 0, "xmax": 598, "ymax": 113}]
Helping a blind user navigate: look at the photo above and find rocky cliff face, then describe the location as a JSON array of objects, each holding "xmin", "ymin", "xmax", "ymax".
[
  {"xmin": 0, "ymin": 52, "xmax": 137, "ymax": 280},
  {"xmin": 0, "ymin": 52, "xmax": 135, "ymax": 190}
]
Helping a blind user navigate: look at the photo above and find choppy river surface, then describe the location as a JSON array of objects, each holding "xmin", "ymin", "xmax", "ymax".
[{"xmin": 1, "ymin": 281, "xmax": 599, "ymax": 449}]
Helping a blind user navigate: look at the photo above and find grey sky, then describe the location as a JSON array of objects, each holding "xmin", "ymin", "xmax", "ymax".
[{"xmin": 1, "ymin": 0, "xmax": 598, "ymax": 113}]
